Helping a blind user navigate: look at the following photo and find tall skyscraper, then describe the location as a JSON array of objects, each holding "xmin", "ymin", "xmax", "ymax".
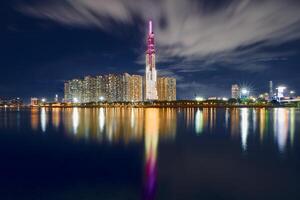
[
  {"xmin": 67, "ymin": 79, "xmax": 83, "ymax": 103},
  {"xmin": 231, "ymin": 84, "xmax": 240, "ymax": 99},
  {"xmin": 64, "ymin": 82, "xmax": 71, "ymax": 102},
  {"xmin": 145, "ymin": 20, "xmax": 158, "ymax": 101}
]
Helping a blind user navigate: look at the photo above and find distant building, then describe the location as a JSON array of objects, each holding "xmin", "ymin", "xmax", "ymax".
[
  {"xmin": 64, "ymin": 82, "xmax": 71, "ymax": 102},
  {"xmin": 157, "ymin": 77, "xmax": 176, "ymax": 101},
  {"xmin": 63, "ymin": 20, "xmax": 176, "ymax": 103},
  {"xmin": 31, "ymin": 98, "xmax": 39, "ymax": 106},
  {"xmin": 67, "ymin": 79, "xmax": 83, "ymax": 103},
  {"xmin": 54, "ymin": 94, "xmax": 59, "ymax": 102},
  {"xmin": 259, "ymin": 93, "xmax": 269, "ymax": 101},
  {"xmin": 0, "ymin": 97, "xmax": 23, "ymax": 107},
  {"xmin": 83, "ymin": 76, "xmax": 97, "ymax": 103},
  {"xmin": 231, "ymin": 84, "xmax": 240, "ymax": 99},
  {"xmin": 269, "ymin": 81, "xmax": 273, "ymax": 101}
]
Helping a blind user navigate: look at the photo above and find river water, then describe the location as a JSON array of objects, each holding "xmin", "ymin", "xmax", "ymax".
[{"xmin": 0, "ymin": 107, "xmax": 299, "ymax": 199}]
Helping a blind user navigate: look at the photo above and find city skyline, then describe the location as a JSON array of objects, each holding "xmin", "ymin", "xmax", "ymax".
[
  {"xmin": 62, "ymin": 21, "xmax": 176, "ymax": 104},
  {"xmin": 1, "ymin": 2, "xmax": 300, "ymax": 199},
  {"xmin": 1, "ymin": 0, "xmax": 300, "ymax": 100}
]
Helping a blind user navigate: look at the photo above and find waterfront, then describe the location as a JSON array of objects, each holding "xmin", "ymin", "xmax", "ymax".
[{"xmin": 0, "ymin": 108, "xmax": 300, "ymax": 199}]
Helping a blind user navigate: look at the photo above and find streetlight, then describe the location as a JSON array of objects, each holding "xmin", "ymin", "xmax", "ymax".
[
  {"xmin": 73, "ymin": 98, "xmax": 79, "ymax": 103},
  {"xmin": 241, "ymin": 88, "xmax": 249, "ymax": 95},
  {"xmin": 99, "ymin": 96, "xmax": 105, "ymax": 101}
]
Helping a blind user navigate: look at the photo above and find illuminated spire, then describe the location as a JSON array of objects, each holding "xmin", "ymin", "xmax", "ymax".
[
  {"xmin": 145, "ymin": 20, "xmax": 158, "ymax": 100},
  {"xmin": 149, "ymin": 20, "xmax": 153, "ymax": 34}
]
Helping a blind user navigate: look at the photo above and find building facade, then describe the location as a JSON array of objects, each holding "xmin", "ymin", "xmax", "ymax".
[
  {"xmin": 231, "ymin": 84, "xmax": 240, "ymax": 99},
  {"xmin": 64, "ymin": 21, "xmax": 176, "ymax": 103},
  {"xmin": 64, "ymin": 73, "xmax": 143, "ymax": 103},
  {"xmin": 157, "ymin": 77, "xmax": 176, "ymax": 101},
  {"xmin": 130, "ymin": 75, "xmax": 143, "ymax": 102},
  {"xmin": 144, "ymin": 20, "xmax": 158, "ymax": 101}
]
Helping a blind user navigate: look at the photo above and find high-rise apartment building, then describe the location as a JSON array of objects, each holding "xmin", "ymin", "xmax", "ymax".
[
  {"xmin": 130, "ymin": 75, "xmax": 143, "ymax": 102},
  {"xmin": 231, "ymin": 84, "xmax": 240, "ymax": 99},
  {"xmin": 67, "ymin": 79, "xmax": 83, "ymax": 103},
  {"xmin": 145, "ymin": 20, "xmax": 158, "ymax": 101},
  {"xmin": 157, "ymin": 77, "xmax": 176, "ymax": 101},
  {"xmin": 64, "ymin": 73, "xmax": 143, "ymax": 103},
  {"xmin": 64, "ymin": 21, "xmax": 176, "ymax": 103},
  {"xmin": 83, "ymin": 76, "xmax": 98, "ymax": 103},
  {"xmin": 64, "ymin": 82, "xmax": 71, "ymax": 102}
]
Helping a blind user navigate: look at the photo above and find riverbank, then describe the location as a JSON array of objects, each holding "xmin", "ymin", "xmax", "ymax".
[{"xmin": 1, "ymin": 100, "xmax": 300, "ymax": 109}]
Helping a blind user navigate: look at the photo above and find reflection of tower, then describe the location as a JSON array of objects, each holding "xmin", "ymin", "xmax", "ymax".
[
  {"xmin": 145, "ymin": 20, "xmax": 158, "ymax": 101},
  {"xmin": 144, "ymin": 108, "xmax": 159, "ymax": 200}
]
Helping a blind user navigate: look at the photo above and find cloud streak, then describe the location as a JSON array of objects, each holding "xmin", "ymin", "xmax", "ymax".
[{"xmin": 18, "ymin": 0, "xmax": 300, "ymax": 72}]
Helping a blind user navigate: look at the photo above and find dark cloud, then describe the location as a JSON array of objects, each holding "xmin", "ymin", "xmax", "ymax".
[{"xmin": 18, "ymin": 0, "xmax": 300, "ymax": 73}]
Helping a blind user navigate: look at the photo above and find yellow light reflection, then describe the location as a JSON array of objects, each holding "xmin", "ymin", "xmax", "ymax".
[
  {"xmin": 52, "ymin": 108, "xmax": 60, "ymax": 129},
  {"xmin": 230, "ymin": 108, "xmax": 239, "ymax": 138},
  {"xmin": 30, "ymin": 108, "xmax": 39, "ymax": 131},
  {"xmin": 259, "ymin": 108, "xmax": 266, "ymax": 142}
]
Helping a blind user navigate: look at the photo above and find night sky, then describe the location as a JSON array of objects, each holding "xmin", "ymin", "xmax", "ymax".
[{"xmin": 1, "ymin": 0, "xmax": 300, "ymax": 101}]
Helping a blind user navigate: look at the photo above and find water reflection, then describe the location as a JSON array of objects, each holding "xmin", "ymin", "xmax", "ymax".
[
  {"xmin": 259, "ymin": 108, "xmax": 266, "ymax": 142},
  {"xmin": 144, "ymin": 109, "xmax": 159, "ymax": 200},
  {"xmin": 290, "ymin": 108, "xmax": 295, "ymax": 147},
  {"xmin": 230, "ymin": 108, "xmax": 240, "ymax": 138},
  {"xmin": 274, "ymin": 108, "xmax": 289, "ymax": 153},
  {"xmin": 40, "ymin": 108, "xmax": 47, "ymax": 132},
  {"xmin": 240, "ymin": 108, "xmax": 249, "ymax": 151},
  {"xmin": 52, "ymin": 108, "xmax": 60, "ymax": 130},
  {"xmin": 72, "ymin": 108, "xmax": 79, "ymax": 135},
  {"xmin": 99, "ymin": 108, "xmax": 105, "ymax": 134},
  {"xmin": 29, "ymin": 107, "xmax": 298, "ymax": 155},
  {"xmin": 31, "ymin": 108, "xmax": 39, "ymax": 131},
  {"xmin": 188, "ymin": 107, "xmax": 298, "ymax": 153},
  {"xmin": 195, "ymin": 109, "xmax": 203, "ymax": 135}
]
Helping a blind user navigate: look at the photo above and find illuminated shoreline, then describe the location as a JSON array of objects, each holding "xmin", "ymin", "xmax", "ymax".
[
  {"xmin": 1, "ymin": 100, "xmax": 299, "ymax": 109},
  {"xmin": 33, "ymin": 102, "xmax": 299, "ymax": 108}
]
